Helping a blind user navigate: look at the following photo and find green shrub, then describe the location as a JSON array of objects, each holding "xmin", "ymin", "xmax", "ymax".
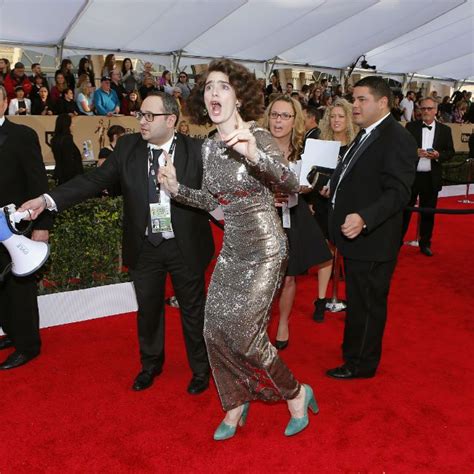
[
  {"xmin": 442, "ymin": 153, "xmax": 472, "ymax": 185},
  {"xmin": 39, "ymin": 196, "xmax": 129, "ymax": 294}
]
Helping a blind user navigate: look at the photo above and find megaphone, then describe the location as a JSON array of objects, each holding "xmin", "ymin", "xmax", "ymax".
[{"xmin": 0, "ymin": 205, "xmax": 50, "ymax": 277}]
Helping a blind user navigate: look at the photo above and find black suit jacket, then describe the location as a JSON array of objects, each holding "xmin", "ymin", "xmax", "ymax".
[
  {"xmin": 329, "ymin": 115, "xmax": 417, "ymax": 262},
  {"xmin": 304, "ymin": 127, "xmax": 321, "ymax": 141},
  {"xmin": 0, "ymin": 118, "xmax": 52, "ymax": 232},
  {"xmin": 49, "ymin": 132, "xmax": 214, "ymax": 273},
  {"xmin": 405, "ymin": 120, "xmax": 455, "ymax": 191}
]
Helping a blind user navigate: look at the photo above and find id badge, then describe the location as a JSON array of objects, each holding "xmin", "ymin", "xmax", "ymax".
[
  {"xmin": 149, "ymin": 202, "xmax": 173, "ymax": 233},
  {"xmin": 282, "ymin": 204, "xmax": 291, "ymax": 229}
]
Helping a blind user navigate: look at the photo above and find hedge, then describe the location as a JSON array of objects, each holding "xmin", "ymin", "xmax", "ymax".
[{"xmin": 39, "ymin": 195, "xmax": 129, "ymax": 295}]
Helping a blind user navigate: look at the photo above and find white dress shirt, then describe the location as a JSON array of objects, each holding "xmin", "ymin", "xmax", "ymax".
[
  {"xmin": 417, "ymin": 121, "xmax": 436, "ymax": 172},
  {"xmin": 147, "ymin": 134, "xmax": 176, "ymax": 239}
]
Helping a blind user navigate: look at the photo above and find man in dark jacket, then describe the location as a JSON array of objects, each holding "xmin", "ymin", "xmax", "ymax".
[
  {"xmin": 0, "ymin": 85, "xmax": 52, "ymax": 369},
  {"xmin": 401, "ymin": 97, "xmax": 455, "ymax": 256},
  {"xmin": 325, "ymin": 76, "xmax": 417, "ymax": 379},
  {"xmin": 20, "ymin": 93, "xmax": 214, "ymax": 394},
  {"xmin": 3, "ymin": 62, "xmax": 32, "ymax": 101}
]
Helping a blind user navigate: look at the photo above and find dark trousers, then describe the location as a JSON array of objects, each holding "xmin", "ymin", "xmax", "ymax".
[
  {"xmin": 0, "ymin": 249, "xmax": 41, "ymax": 354},
  {"xmin": 129, "ymin": 239, "xmax": 209, "ymax": 376},
  {"xmin": 402, "ymin": 171, "xmax": 438, "ymax": 247},
  {"xmin": 342, "ymin": 257, "xmax": 397, "ymax": 374}
]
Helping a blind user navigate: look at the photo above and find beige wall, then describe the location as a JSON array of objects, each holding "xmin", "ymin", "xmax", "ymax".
[
  {"xmin": 7, "ymin": 116, "xmax": 472, "ymax": 165},
  {"xmin": 8, "ymin": 115, "xmax": 216, "ymax": 165}
]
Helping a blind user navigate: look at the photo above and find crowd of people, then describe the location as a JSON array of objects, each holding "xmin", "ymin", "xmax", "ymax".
[
  {"xmin": 0, "ymin": 53, "xmax": 468, "ymax": 442},
  {"xmin": 2, "ymin": 55, "xmax": 473, "ymax": 124},
  {"xmin": 0, "ymin": 56, "xmax": 194, "ymax": 118}
]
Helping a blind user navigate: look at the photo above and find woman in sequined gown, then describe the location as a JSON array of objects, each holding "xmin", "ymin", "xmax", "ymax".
[{"xmin": 158, "ymin": 59, "xmax": 318, "ymax": 440}]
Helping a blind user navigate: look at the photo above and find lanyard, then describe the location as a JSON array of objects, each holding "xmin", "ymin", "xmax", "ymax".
[{"xmin": 148, "ymin": 134, "xmax": 177, "ymax": 198}]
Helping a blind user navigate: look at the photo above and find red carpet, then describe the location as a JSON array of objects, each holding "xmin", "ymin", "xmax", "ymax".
[{"xmin": 1, "ymin": 196, "xmax": 473, "ymax": 473}]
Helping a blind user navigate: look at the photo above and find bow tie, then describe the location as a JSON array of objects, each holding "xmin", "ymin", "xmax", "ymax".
[{"xmin": 422, "ymin": 123, "xmax": 432, "ymax": 131}]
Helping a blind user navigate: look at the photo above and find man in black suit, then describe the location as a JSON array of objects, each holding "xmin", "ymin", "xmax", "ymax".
[
  {"xmin": 401, "ymin": 97, "xmax": 454, "ymax": 256},
  {"xmin": 0, "ymin": 85, "xmax": 52, "ymax": 370},
  {"xmin": 323, "ymin": 76, "xmax": 417, "ymax": 379},
  {"xmin": 303, "ymin": 105, "xmax": 321, "ymax": 141},
  {"xmin": 21, "ymin": 92, "xmax": 214, "ymax": 394}
]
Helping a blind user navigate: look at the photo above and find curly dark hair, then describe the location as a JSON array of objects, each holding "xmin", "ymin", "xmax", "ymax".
[{"xmin": 187, "ymin": 59, "xmax": 264, "ymax": 125}]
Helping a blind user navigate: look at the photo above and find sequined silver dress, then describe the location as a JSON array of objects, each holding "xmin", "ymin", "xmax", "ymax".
[{"xmin": 173, "ymin": 124, "xmax": 301, "ymax": 411}]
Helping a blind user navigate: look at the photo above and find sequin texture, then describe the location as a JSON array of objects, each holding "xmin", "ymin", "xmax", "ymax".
[{"xmin": 173, "ymin": 123, "xmax": 301, "ymax": 410}]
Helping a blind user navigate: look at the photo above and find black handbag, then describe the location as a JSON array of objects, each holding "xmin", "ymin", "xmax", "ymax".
[{"xmin": 306, "ymin": 166, "xmax": 334, "ymax": 191}]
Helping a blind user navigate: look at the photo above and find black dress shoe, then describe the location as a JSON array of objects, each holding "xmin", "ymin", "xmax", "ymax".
[
  {"xmin": 0, "ymin": 337, "xmax": 13, "ymax": 350},
  {"xmin": 275, "ymin": 339, "xmax": 289, "ymax": 350},
  {"xmin": 132, "ymin": 368, "xmax": 162, "ymax": 391},
  {"xmin": 0, "ymin": 350, "xmax": 39, "ymax": 370},
  {"xmin": 187, "ymin": 374, "xmax": 209, "ymax": 395},
  {"xmin": 420, "ymin": 246, "xmax": 433, "ymax": 257},
  {"xmin": 313, "ymin": 298, "xmax": 327, "ymax": 323},
  {"xmin": 326, "ymin": 364, "xmax": 375, "ymax": 380}
]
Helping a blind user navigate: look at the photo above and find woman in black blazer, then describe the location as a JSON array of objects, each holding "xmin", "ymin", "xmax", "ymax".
[{"xmin": 51, "ymin": 114, "xmax": 84, "ymax": 184}]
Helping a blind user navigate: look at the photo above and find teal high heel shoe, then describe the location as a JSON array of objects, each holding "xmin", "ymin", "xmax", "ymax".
[
  {"xmin": 284, "ymin": 384, "xmax": 319, "ymax": 436},
  {"xmin": 213, "ymin": 402, "xmax": 250, "ymax": 441}
]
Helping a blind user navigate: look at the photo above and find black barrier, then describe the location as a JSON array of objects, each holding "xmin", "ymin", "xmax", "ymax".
[{"xmin": 405, "ymin": 206, "xmax": 474, "ymax": 214}]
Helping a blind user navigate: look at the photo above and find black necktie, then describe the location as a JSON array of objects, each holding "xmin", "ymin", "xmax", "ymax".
[
  {"xmin": 147, "ymin": 148, "xmax": 163, "ymax": 246},
  {"xmin": 330, "ymin": 129, "xmax": 366, "ymax": 198},
  {"xmin": 342, "ymin": 128, "xmax": 366, "ymax": 164},
  {"xmin": 422, "ymin": 123, "xmax": 432, "ymax": 130}
]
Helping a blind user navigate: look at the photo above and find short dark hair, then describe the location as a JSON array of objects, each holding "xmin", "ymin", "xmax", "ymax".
[
  {"xmin": 354, "ymin": 76, "xmax": 393, "ymax": 108},
  {"xmin": 107, "ymin": 125, "xmax": 126, "ymax": 141},
  {"xmin": 31, "ymin": 63, "xmax": 40, "ymax": 70},
  {"xmin": 146, "ymin": 91, "xmax": 180, "ymax": 125},
  {"xmin": 303, "ymin": 105, "xmax": 321, "ymax": 122}
]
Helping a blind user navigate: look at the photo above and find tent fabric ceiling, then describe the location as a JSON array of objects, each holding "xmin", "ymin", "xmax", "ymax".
[{"xmin": 0, "ymin": 0, "xmax": 472, "ymax": 80}]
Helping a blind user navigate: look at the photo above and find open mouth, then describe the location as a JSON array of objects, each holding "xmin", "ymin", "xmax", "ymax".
[{"xmin": 209, "ymin": 101, "xmax": 221, "ymax": 115}]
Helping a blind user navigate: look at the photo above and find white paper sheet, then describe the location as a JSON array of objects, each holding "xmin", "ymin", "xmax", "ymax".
[{"xmin": 300, "ymin": 139, "xmax": 340, "ymax": 186}]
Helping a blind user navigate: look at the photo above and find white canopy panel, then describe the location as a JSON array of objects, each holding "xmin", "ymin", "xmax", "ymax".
[{"xmin": 0, "ymin": 0, "xmax": 473, "ymax": 80}]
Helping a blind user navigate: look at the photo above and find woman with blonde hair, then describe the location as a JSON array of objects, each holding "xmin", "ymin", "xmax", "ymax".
[
  {"xmin": 307, "ymin": 97, "xmax": 357, "ymax": 321},
  {"xmin": 264, "ymin": 94, "xmax": 331, "ymax": 347},
  {"xmin": 319, "ymin": 97, "xmax": 357, "ymax": 145},
  {"xmin": 76, "ymin": 79, "xmax": 95, "ymax": 115}
]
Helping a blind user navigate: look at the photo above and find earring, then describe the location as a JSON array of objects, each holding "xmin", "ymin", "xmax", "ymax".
[
  {"xmin": 236, "ymin": 102, "xmax": 241, "ymax": 111},
  {"xmin": 203, "ymin": 108, "xmax": 208, "ymax": 116}
]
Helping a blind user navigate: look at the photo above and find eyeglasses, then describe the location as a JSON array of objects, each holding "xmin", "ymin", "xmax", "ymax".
[
  {"xmin": 179, "ymin": 75, "xmax": 186, "ymax": 79},
  {"xmin": 135, "ymin": 111, "xmax": 172, "ymax": 122},
  {"xmin": 269, "ymin": 111, "xmax": 295, "ymax": 120},
  {"xmin": 419, "ymin": 107, "xmax": 435, "ymax": 111}
]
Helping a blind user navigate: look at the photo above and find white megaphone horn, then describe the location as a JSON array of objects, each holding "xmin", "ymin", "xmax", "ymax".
[{"xmin": 0, "ymin": 205, "xmax": 50, "ymax": 277}]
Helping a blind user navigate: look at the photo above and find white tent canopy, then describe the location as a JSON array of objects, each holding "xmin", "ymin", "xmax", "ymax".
[{"xmin": 1, "ymin": 0, "xmax": 473, "ymax": 80}]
